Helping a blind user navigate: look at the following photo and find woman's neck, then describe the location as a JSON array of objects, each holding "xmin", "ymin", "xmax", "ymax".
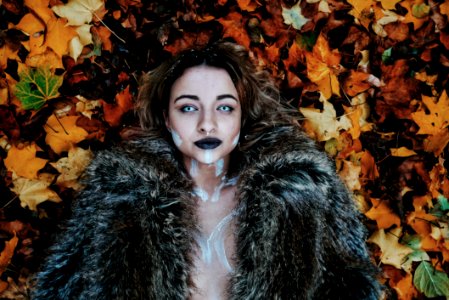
[{"xmin": 184, "ymin": 157, "xmax": 230, "ymax": 202}]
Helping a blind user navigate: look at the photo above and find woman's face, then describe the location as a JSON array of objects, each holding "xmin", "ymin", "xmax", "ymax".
[{"xmin": 165, "ymin": 65, "xmax": 241, "ymax": 166}]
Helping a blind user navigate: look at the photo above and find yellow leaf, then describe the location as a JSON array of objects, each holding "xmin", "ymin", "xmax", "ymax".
[
  {"xmin": 347, "ymin": 0, "xmax": 375, "ymax": 28},
  {"xmin": 338, "ymin": 160, "xmax": 361, "ymax": 191},
  {"xmin": 399, "ymin": 0, "xmax": 427, "ymax": 30},
  {"xmin": 390, "ymin": 147, "xmax": 417, "ymax": 157},
  {"xmin": 365, "ymin": 198, "xmax": 401, "ymax": 229},
  {"xmin": 4, "ymin": 144, "xmax": 48, "ymax": 179},
  {"xmin": 300, "ymin": 100, "xmax": 352, "ymax": 141},
  {"xmin": 52, "ymin": 0, "xmax": 106, "ymax": 26},
  {"xmin": 0, "ymin": 45, "xmax": 20, "ymax": 70},
  {"xmin": 44, "ymin": 18, "xmax": 77, "ymax": 57},
  {"xmin": 368, "ymin": 227, "xmax": 414, "ymax": 269},
  {"xmin": 380, "ymin": 0, "xmax": 402, "ymax": 10},
  {"xmin": 15, "ymin": 13, "xmax": 45, "ymax": 35},
  {"xmin": 24, "ymin": 0, "xmax": 55, "ymax": 24},
  {"xmin": 411, "ymin": 91, "xmax": 449, "ymax": 135},
  {"xmin": 45, "ymin": 115, "xmax": 89, "ymax": 154},
  {"xmin": 306, "ymin": 34, "xmax": 342, "ymax": 99},
  {"xmin": 51, "ymin": 147, "xmax": 93, "ymax": 190},
  {"xmin": 11, "ymin": 173, "xmax": 61, "ymax": 211}
]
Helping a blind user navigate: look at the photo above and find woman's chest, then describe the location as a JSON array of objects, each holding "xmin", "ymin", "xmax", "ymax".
[{"xmin": 190, "ymin": 186, "xmax": 238, "ymax": 299}]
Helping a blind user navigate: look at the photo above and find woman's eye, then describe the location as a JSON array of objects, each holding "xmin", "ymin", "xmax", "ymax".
[
  {"xmin": 180, "ymin": 105, "xmax": 197, "ymax": 112},
  {"xmin": 218, "ymin": 105, "xmax": 234, "ymax": 112}
]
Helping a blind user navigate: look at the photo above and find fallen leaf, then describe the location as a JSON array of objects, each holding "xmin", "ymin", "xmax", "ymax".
[
  {"xmin": 300, "ymin": 100, "xmax": 351, "ymax": 141},
  {"xmin": 365, "ymin": 198, "xmax": 401, "ymax": 229},
  {"xmin": 400, "ymin": 0, "xmax": 428, "ymax": 30},
  {"xmin": 338, "ymin": 159, "xmax": 361, "ymax": 191},
  {"xmin": 413, "ymin": 261, "xmax": 449, "ymax": 298},
  {"xmin": 282, "ymin": 2, "xmax": 310, "ymax": 30},
  {"xmin": 305, "ymin": 34, "xmax": 342, "ymax": 99},
  {"xmin": 218, "ymin": 12, "xmax": 251, "ymax": 49},
  {"xmin": 380, "ymin": 0, "xmax": 402, "ymax": 10},
  {"xmin": 102, "ymin": 85, "xmax": 134, "ymax": 127},
  {"xmin": 45, "ymin": 115, "xmax": 89, "ymax": 154},
  {"xmin": 52, "ymin": 0, "xmax": 106, "ymax": 26},
  {"xmin": 411, "ymin": 91, "xmax": 449, "ymax": 136},
  {"xmin": 0, "ymin": 235, "xmax": 18, "ymax": 276},
  {"xmin": 368, "ymin": 227, "xmax": 414, "ymax": 269},
  {"xmin": 4, "ymin": 144, "xmax": 48, "ymax": 179},
  {"xmin": 11, "ymin": 172, "xmax": 61, "ymax": 210},
  {"xmin": 391, "ymin": 147, "xmax": 417, "ymax": 157},
  {"xmin": 14, "ymin": 67, "xmax": 63, "ymax": 110},
  {"xmin": 45, "ymin": 17, "xmax": 77, "ymax": 57},
  {"xmin": 51, "ymin": 147, "xmax": 93, "ymax": 190},
  {"xmin": 391, "ymin": 273, "xmax": 419, "ymax": 300},
  {"xmin": 24, "ymin": 0, "xmax": 54, "ymax": 24}
]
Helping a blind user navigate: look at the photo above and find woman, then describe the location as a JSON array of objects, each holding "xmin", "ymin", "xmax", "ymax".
[{"xmin": 32, "ymin": 42, "xmax": 382, "ymax": 299}]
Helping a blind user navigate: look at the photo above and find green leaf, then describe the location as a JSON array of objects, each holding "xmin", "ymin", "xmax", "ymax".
[
  {"xmin": 282, "ymin": 2, "xmax": 310, "ymax": 30},
  {"xmin": 412, "ymin": 3, "xmax": 430, "ymax": 19},
  {"xmin": 413, "ymin": 261, "xmax": 449, "ymax": 297},
  {"xmin": 14, "ymin": 67, "xmax": 63, "ymax": 110},
  {"xmin": 382, "ymin": 48, "xmax": 393, "ymax": 63},
  {"xmin": 438, "ymin": 195, "xmax": 449, "ymax": 211}
]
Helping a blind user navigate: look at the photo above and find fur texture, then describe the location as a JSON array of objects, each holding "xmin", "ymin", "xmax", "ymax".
[{"xmin": 32, "ymin": 125, "xmax": 382, "ymax": 299}]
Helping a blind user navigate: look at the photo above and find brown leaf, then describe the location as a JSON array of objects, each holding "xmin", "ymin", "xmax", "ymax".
[{"xmin": 0, "ymin": 235, "xmax": 18, "ymax": 276}]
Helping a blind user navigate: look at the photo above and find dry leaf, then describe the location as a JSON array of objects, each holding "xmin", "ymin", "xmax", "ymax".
[
  {"xmin": 338, "ymin": 159, "xmax": 361, "ymax": 191},
  {"xmin": 391, "ymin": 147, "xmax": 418, "ymax": 157},
  {"xmin": 51, "ymin": 147, "xmax": 93, "ymax": 190},
  {"xmin": 0, "ymin": 235, "xmax": 18, "ymax": 276},
  {"xmin": 52, "ymin": 0, "xmax": 106, "ymax": 26},
  {"xmin": 282, "ymin": 2, "xmax": 310, "ymax": 30},
  {"xmin": 11, "ymin": 172, "xmax": 61, "ymax": 211},
  {"xmin": 412, "ymin": 91, "xmax": 449, "ymax": 136},
  {"xmin": 4, "ymin": 144, "xmax": 48, "ymax": 179},
  {"xmin": 300, "ymin": 100, "xmax": 351, "ymax": 141},
  {"xmin": 368, "ymin": 227, "xmax": 414, "ymax": 269},
  {"xmin": 365, "ymin": 198, "xmax": 401, "ymax": 229},
  {"xmin": 45, "ymin": 115, "xmax": 89, "ymax": 154}
]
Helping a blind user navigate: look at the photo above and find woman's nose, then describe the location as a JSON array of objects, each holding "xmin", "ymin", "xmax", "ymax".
[{"xmin": 198, "ymin": 111, "xmax": 216, "ymax": 135}]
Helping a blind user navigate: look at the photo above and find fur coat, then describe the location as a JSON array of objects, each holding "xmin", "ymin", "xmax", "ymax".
[{"xmin": 32, "ymin": 125, "xmax": 382, "ymax": 299}]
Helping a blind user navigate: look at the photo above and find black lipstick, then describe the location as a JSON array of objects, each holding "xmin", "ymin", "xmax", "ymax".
[{"xmin": 194, "ymin": 138, "xmax": 222, "ymax": 150}]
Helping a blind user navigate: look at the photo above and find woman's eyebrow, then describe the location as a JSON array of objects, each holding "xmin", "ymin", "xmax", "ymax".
[
  {"xmin": 217, "ymin": 94, "xmax": 238, "ymax": 101},
  {"xmin": 174, "ymin": 95, "xmax": 199, "ymax": 102}
]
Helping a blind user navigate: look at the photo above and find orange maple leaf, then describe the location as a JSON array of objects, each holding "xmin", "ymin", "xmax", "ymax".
[
  {"xmin": 365, "ymin": 198, "xmax": 401, "ymax": 229},
  {"xmin": 45, "ymin": 115, "xmax": 89, "ymax": 154},
  {"xmin": 45, "ymin": 18, "xmax": 78, "ymax": 57},
  {"xmin": 218, "ymin": 12, "xmax": 251, "ymax": 49},
  {"xmin": 102, "ymin": 85, "xmax": 134, "ymax": 127},
  {"xmin": 391, "ymin": 273, "xmax": 418, "ymax": 300},
  {"xmin": 305, "ymin": 34, "xmax": 342, "ymax": 99},
  {"xmin": 0, "ymin": 235, "xmax": 18, "ymax": 276},
  {"xmin": 4, "ymin": 144, "xmax": 48, "ymax": 179},
  {"xmin": 411, "ymin": 91, "xmax": 449, "ymax": 136}
]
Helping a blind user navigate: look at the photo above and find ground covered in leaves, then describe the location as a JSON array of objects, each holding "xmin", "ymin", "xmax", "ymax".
[{"xmin": 1, "ymin": 0, "xmax": 449, "ymax": 298}]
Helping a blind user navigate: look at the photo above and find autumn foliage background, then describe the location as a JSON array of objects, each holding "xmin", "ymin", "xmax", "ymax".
[{"xmin": 1, "ymin": 0, "xmax": 449, "ymax": 298}]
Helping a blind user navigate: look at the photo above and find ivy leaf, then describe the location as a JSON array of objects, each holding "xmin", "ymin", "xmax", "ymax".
[
  {"xmin": 413, "ymin": 261, "xmax": 449, "ymax": 297},
  {"xmin": 14, "ymin": 68, "xmax": 63, "ymax": 110}
]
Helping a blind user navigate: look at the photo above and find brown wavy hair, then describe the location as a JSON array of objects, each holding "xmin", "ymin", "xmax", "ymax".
[{"xmin": 136, "ymin": 41, "xmax": 298, "ymax": 151}]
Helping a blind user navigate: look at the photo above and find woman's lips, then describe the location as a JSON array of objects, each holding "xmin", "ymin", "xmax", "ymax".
[{"xmin": 194, "ymin": 138, "xmax": 222, "ymax": 150}]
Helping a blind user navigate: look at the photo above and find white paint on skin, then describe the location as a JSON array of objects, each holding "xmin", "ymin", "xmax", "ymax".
[
  {"xmin": 215, "ymin": 159, "xmax": 224, "ymax": 177},
  {"xmin": 203, "ymin": 150, "xmax": 214, "ymax": 164},
  {"xmin": 210, "ymin": 181, "xmax": 226, "ymax": 202},
  {"xmin": 194, "ymin": 188, "xmax": 209, "ymax": 202},
  {"xmin": 190, "ymin": 159, "xmax": 199, "ymax": 178},
  {"xmin": 196, "ymin": 212, "xmax": 235, "ymax": 273},
  {"xmin": 232, "ymin": 133, "xmax": 240, "ymax": 147},
  {"xmin": 170, "ymin": 130, "xmax": 183, "ymax": 147}
]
